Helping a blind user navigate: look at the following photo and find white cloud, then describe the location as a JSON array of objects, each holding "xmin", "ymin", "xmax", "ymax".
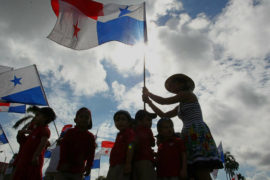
[{"xmin": 210, "ymin": 0, "xmax": 270, "ymax": 60}]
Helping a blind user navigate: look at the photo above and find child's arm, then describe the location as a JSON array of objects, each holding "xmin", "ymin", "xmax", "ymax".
[
  {"xmin": 179, "ymin": 151, "xmax": 188, "ymax": 179},
  {"xmin": 124, "ymin": 142, "xmax": 135, "ymax": 174},
  {"xmin": 31, "ymin": 136, "xmax": 49, "ymax": 165},
  {"xmin": 84, "ymin": 138, "xmax": 96, "ymax": 176}
]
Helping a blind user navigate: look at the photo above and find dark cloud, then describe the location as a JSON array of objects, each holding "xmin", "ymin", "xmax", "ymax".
[
  {"xmin": 206, "ymin": 101, "xmax": 240, "ymax": 136},
  {"xmin": 0, "ymin": 0, "xmax": 56, "ymax": 39},
  {"xmin": 260, "ymin": 153, "xmax": 270, "ymax": 167},
  {"xmin": 231, "ymin": 83, "xmax": 268, "ymax": 109}
]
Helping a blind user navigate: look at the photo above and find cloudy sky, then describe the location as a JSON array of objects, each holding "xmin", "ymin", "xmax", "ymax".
[{"xmin": 1, "ymin": 0, "xmax": 270, "ymax": 179}]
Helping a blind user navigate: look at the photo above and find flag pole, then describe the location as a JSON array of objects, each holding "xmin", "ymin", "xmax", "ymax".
[
  {"xmin": 143, "ymin": 1, "xmax": 147, "ymax": 111},
  {"xmin": 143, "ymin": 54, "xmax": 146, "ymax": 110},
  {"xmin": 34, "ymin": 64, "xmax": 60, "ymax": 137},
  {"xmin": 0, "ymin": 124, "xmax": 15, "ymax": 154}
]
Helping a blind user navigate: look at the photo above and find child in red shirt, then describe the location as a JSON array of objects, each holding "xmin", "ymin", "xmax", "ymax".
[
  {"xmin": 12, "ymin": 107, "xmax": 56, "ymax": 180},
  {"xmin": 106, "ymin": 110, "xmax": 135, "ymax": 180},
  {"xmin": 56, "ymin": 107, "xmax": 96, "ymax": 180},
  {"xmin": 156, "ymin": 118, "xmax": 187, "ymax": 180},
  {"xmin": 133, "ymin": 109, "xmax": 157, "ymax": 180}
]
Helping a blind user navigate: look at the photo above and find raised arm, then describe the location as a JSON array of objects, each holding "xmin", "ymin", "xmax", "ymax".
[
  {"xmin": 143, "ymin": 87, "xmax": 197, "ymax": 105},
  {"xmin": 143, "ymin": 94, "xmax": 178, "ymax": 118}
]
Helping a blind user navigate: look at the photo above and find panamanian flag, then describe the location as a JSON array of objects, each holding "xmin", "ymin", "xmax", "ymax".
[
  {"xmin": 0, "ymin": 65, "xmax": 13, "ymax": 74},
  {"xmin": 99, "ymin": 140, "xmax": 114, "ymax": 156},
  {"xmin": 0, "ymin": 65, "xmax": 48, "ymax": 105},
  {"xmin": 0, "ymin": 124, "xmax": 8, "ymax": 145},
  {"xmin": 0, "ymin": 102, "xmax": 26, "ymax": 113},
  {"xmin": 48, "ymin": 0, "xmax": 147, "ymax": 50}
]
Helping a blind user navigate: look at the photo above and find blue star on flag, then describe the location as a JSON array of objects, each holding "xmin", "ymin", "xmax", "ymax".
[
  {"xmin": 10, "ymin": 75, "xmax": 22, "ymax": 86},
  {"xmin": 119, "ymin": 6, "xmax": 131, "ymax": 17}
]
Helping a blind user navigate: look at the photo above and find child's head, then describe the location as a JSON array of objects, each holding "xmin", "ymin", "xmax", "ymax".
[
  {"xmin": 157, "ymin": 118, "xmax": 174, "ymax": 139},
  {"xmin": 135, "ymin": 109, "xmax": 157, "ymax": 128},
  {"xmin": 74, "ymin": 107, "xmax": 92, "ymax": 130},
  {"xmin": 34, "ymin": 107, "xmax": 56, "ymax": 126},
  {"xmin": 113, "ymin": 110, "xmax": 132, "ymax": 131}
]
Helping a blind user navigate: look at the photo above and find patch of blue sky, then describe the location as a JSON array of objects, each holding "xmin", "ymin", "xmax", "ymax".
[
  {"xmin": 102, "ymin": 60, "xmax": 149, "ymax": 90},
  {"xmin": 156, "ymin": 0, "xmax": 229, "ymax": 26},
  {"xmin": 265, "ymin": 55, "xmax": 270, "ymax": 69},
  {"xmin": 180, "ymin": 0, "xmax": 229, "ymax": 19}
]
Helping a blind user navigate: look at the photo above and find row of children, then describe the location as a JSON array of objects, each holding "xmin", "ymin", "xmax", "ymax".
[
  {"xmin": 6, "ymin": 73, "xmax": 224, "ymax": 180},
  {"xmin": 5, "ymin": 107, "xmax": 96, "ymax": 180},
  {"xmin": 6, "ymin": 104, "xmax": 186, "ymax": 180},
  {"xmin": 106, "ymin": 109, "xmax": 187, "ymax": 180}
]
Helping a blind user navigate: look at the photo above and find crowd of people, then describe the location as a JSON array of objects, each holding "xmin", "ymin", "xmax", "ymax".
[{"xmin": 3, "ymin": 73, "xmax": 223, "ymax": 180}]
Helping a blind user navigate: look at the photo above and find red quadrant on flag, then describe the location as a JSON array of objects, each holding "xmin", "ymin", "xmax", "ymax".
[
  {"xmin": 101, "ymin": 141, "xmax": 114, "ymax": 148},
  {"xmin": 51, "ymin": 0, "xmax": 104, "ymax": 20}
]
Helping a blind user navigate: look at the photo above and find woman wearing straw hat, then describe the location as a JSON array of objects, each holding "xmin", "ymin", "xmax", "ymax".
[{"xmin": 142, "ymin": 74, "xmax": 223, "ymax": 180}]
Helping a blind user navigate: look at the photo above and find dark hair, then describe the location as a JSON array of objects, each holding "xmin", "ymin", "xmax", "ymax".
[
  {"xmin": 135, "ymin": 109, "xmax": 157, "ymax": 123},
  {"xmin": 113, "ymin": 110, "xmax": 132, "ymax": 122},
  {"xmin": 75, "ymin": 107, "xmax": 92, "ymax": 129},
  {"xmin": 156, "ymin": 118, "xmax": 175, "ymax": 143},
  {"xmin": 39, "ymin": 107, "xmax": 56, "ymax": 124},
  {"xmin": 157, "ymin": 117, "xmax": 174, "ymax": 132}
]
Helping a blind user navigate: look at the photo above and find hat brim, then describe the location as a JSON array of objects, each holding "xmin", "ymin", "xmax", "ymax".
[{"xmin": 165, "ymin": 74, "xmax": 195, "ymax": 94}]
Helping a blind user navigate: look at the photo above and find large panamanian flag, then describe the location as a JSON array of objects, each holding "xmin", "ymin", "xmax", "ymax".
[
  {"xmin": 0, "ymin": 65, "xmax": 13, "ymax": 74},
  {"xmin": 48, "ymin": 0, "xmax": 147, "ymax": 50},
  {"xmin": 0, "ymin": 65, "xmax": 48, "ymax": 105}
]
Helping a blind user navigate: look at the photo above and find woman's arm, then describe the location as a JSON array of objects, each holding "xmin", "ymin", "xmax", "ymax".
[
  {"xmin": 143, "ymin": 87, "xmax": 195, "ymax": 105},
  {"xmin": 143, "ymin": 95, "xmax": 178, "ymax": 118}
]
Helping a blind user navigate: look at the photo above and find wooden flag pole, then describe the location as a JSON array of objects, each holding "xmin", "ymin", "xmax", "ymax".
[
  {"xmin": 143, "ymin": 54, "xmax": 146, "ymax": 110},
  {"xmin": 34, "ymin": 65, "xmax": 59, "ymax": 138},
  {"xmin": 0, "ymin": 124, "xmax": 15, "ymax": 154}
]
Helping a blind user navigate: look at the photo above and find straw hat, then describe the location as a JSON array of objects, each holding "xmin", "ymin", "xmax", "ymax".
[{"xmin": 165, "ymin": 74, "xmax": 195, "ymax": 93}]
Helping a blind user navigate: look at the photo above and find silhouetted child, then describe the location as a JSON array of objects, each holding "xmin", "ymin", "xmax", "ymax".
[
  {"xmin": 12, "ymin": 107, "xmax": 56, "ymax": 180},
  {"xmin": 44, "ymin": 125, "xmax": 72, "ymax": 180},
  {"xmin": 156, "ymin": 118, "xmax": 187, "ymax": 180},
  {"xmin": 56, "ymin": 107, "xmax": 96, "ymax": 180},
  {"xmin": 132, "ymin": 109, "xmax": 157, "ymax": 180},
  {"xmin": 44, "ymin": 139, "xmax": 61, "ymax": 180},
  {"xmin": 106, "ymin": 110, "xmax": 135, "ymax": 180}
]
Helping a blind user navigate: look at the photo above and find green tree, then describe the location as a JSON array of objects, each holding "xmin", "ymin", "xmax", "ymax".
[
  {"xmin": 237, "ymin": 173, "xmax": 245, "ymax": 180},
  {"xmin": 224, "ymin": 151, "xmax": 239, "ymax": 179}
]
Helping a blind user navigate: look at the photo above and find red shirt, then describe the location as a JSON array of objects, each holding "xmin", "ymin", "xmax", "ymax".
[
  {"xmin": 134, "ymin": 126, "xmax": 155, "ymax": 162},
  {"xmin": 13, "ymin": 121, "xmax": 37, "ymax": 167},
  {"xmin": 13, "ymin": 126, "xmax": 50, "ymax": 180},
  {"xmin": 157, "ymin": 137, "xmax": 186, "ymax": 177},
  {"xmin": 58, "ymin": 127, "xmax": 96, "ymax": 173},
  {"xmin": 110, "ymin": 128, "xmax": 135, "ymax": 166}
]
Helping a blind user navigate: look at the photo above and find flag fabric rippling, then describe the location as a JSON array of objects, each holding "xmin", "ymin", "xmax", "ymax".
[
  {"xmin": 48, "ymin": 0, "xmax": 147, "ymax": 50},
  {"xmin": 0, "ymin": 65, "xmax": 48, "ymax": 105}
]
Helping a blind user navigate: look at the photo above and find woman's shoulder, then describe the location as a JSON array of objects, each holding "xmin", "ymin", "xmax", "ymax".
[{"xmin": 178, "ymin": 91, "xmax": 198, "ymax": 103}]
